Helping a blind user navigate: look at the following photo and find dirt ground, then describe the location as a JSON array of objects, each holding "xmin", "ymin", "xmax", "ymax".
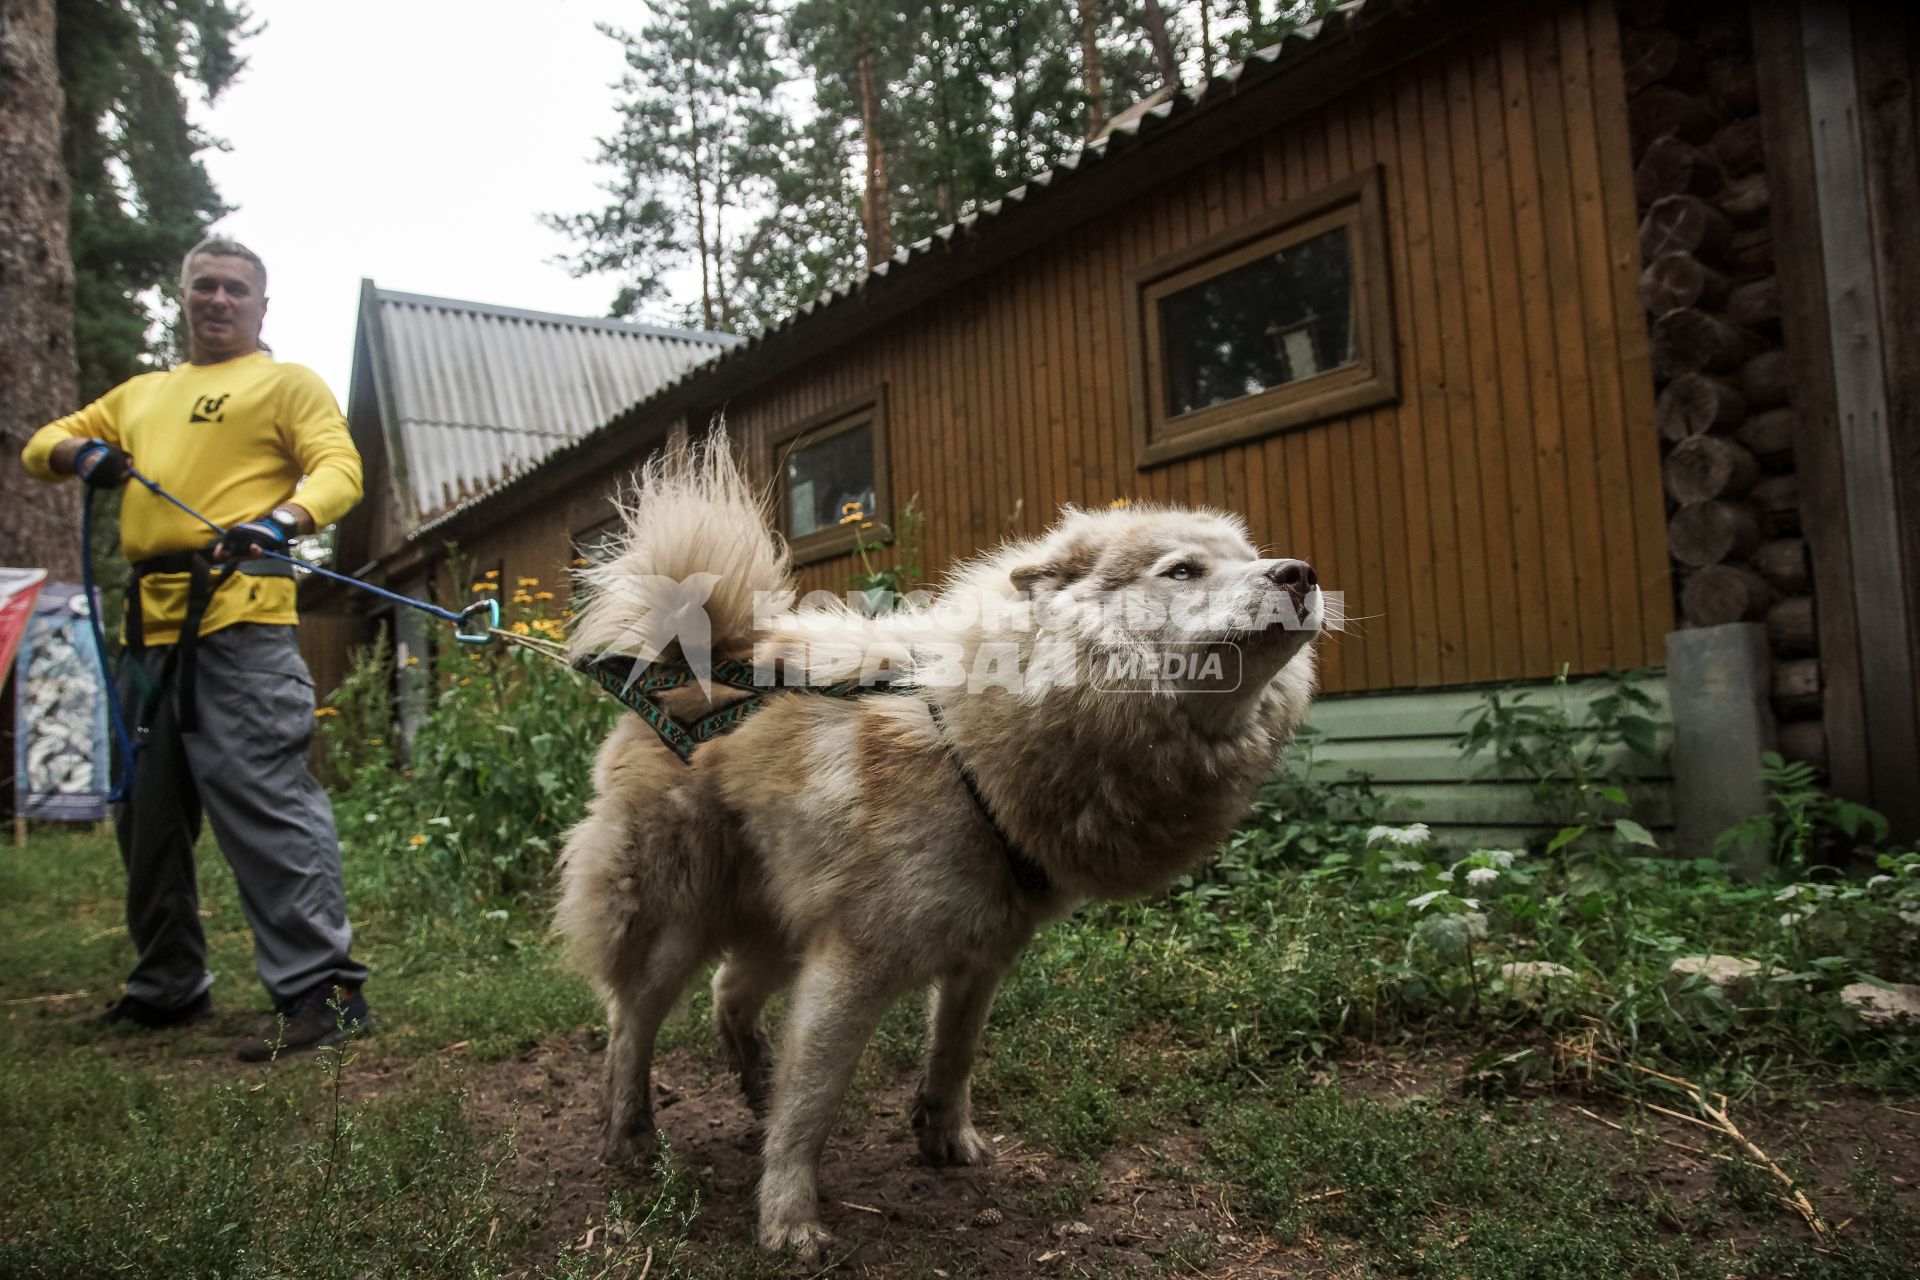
[
  {"xmin": 445, "ymin": 1034, "xmax": 1920, "ymax": 1278},
  {"xmin": 454, "ymin": 1033, "xmax": 1331, "ymax": 1277},
  {"xmin": 81, "ymin": 1016, "xmax": 1920, "ymax": 1277}
]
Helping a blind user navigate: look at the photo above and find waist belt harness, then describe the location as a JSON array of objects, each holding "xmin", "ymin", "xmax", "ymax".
[{"xmin": 127, "ymin": 552, "xmax": 295, "ymax": 735}]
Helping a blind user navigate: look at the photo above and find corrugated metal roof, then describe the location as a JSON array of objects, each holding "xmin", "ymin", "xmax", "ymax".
[
  {"xmin": 361, "ymin": 286, "xmax": 741, "ymax": 522},
  {"xmin": 414, "ymin": 0, "xmax": 1426, "ymax": 538}
]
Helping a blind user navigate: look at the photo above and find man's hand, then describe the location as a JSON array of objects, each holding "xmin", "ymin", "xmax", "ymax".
[
  {"xmin": 209, "ymin": 510, "xmax": 295, "ymax": 563},
  {"xmin": 72, "ymin": 440, "xmax": 133, "ymax": 489}
]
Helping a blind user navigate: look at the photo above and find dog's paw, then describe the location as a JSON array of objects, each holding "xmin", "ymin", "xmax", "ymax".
[
  {"xmin": 758, "ymin": 1218, "xmax": 832, "ymax": 1264},
  {"xmin": 918, "ymin": 1122, "xmax": 995, "ymax": 1167},
  {"xmin": 601, "ymin": 1126, "xmax": 659, "ymax": 1171}
]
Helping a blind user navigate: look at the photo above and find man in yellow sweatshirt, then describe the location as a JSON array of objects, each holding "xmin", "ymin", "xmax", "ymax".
[{"xmin": 21, "ymin": 236, "xmax": 372, "ymax": 1061}]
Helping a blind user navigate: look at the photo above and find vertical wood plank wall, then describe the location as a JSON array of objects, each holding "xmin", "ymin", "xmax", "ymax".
[{"xmin": 462, "ymin": 0, "xmax": 1670, "ymax": 696}]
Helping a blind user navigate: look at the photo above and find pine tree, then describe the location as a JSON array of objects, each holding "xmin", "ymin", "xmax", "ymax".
[
  {"xmin": 548, "ymin": 0, "xmax": 795, "ymax": 334},
  {"xmin": 57, "ymin": 0, "xmax": 252, "ymax": 399}
]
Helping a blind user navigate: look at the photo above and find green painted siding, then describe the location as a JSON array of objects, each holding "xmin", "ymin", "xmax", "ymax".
[{"xmin": 1288, "ymin": 673, "xmax": 1673, "ymax": 850}]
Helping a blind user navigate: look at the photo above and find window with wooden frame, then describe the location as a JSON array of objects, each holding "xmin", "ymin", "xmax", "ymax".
[
  {"xmin": 768, "ymin": 389, "xmax": 890, "ymax": 565},
  {"xmin": 1127, "ymin": 167, "xmax": 1397, "ymax": 468},
  {"xmin": 572, "ymin": 515, "xmax": 624, "ymax": 566}
]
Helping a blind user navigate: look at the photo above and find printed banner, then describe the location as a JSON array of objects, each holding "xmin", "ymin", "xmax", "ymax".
[{"xmin": 12, "ymin": 581, "xmax": 111, "ymax": 823}]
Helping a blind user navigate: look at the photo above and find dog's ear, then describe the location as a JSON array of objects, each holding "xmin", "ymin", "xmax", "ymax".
[{"xmin": 1009, "ymin": 542, "xmax": 1098, "ymax": 593}]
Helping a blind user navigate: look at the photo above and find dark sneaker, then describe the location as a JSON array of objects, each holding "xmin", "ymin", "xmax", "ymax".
[
  {"xmin": 86, "ymin": 991, "xmax": 212, "ymax": 1029},
  {"xmin": 236, "ymin": 985, "xmax": 372, "ymax": 1062}
]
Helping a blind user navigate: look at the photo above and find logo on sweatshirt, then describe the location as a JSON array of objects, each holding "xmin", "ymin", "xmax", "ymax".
[{"xmin": 189, "ymin": 394, "xmax": 231, "ymax": 424}]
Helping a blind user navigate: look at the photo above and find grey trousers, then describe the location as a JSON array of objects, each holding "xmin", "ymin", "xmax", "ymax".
[{"xmin": 114, "ymin": 623, "xmax": 366, "ymax": 1011}]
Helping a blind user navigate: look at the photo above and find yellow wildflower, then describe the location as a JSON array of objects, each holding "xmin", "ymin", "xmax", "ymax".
[
  {"xmin": 404, "ymin": 656, "xmax": 420, "ymax": 667},
  {"xmin": 570, "ymin": 557, "xmax": 589, "ymax": 567},
  {"xmin": 517, "ymin": 576, "xmax": 540, "ymax": 586},
  {"xmin": 534, "ymin": 591, "xmax": 555, "ymax": 600},
  {"xmin": 839, "ymin": 501, "xmax": 866, "ymax": 525},
  {"xmin": 1108, "ymin": 497, "xmax": 1132, "ymax": 509},
  {"xmin": 509, "ymin": 621, "xmax": 530, "ymax": 635},
  {"xmin": 472, "ymin": 582, "xmax": 499, "ymax": 592},
  {"xmin": 484, "ymin": 569, "xmax": 500, "ymax": 579},
  {"xmin": 314, "ymin": 706, "xmax": 339, "ymax": 718},
  {"xmin": 369, "ymin": 738, "xmax": 383, "ymax": 747},
  {"xmin": 459, "ymin": 677, "xmax": 471, "ymax": 686},
  {"xmin": 408, "ymin": 834, "xmax": 427, "ymax": 847}
]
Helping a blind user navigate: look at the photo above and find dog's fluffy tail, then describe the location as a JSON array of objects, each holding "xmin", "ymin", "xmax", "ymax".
[{"xmin": 567, "ymin": 430, "xmax": 793, "ymax": 663}]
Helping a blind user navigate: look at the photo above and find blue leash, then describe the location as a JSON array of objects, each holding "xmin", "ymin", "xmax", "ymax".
[
  {"xmin": 82, "ymin": 489, "xmax": 139, "ymax": 801},
  {"xmin": 81, "ymin": 469, "xmax": 503, "ymax": 801},
  {"xmin": 124, "ymin": 465, "xmax": 500, "ymax": 642}
]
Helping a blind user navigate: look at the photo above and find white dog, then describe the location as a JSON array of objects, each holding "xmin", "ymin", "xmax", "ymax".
[{"xmin": 556, "ymin": 435, "xmax": 1322, "ymax": 1258}]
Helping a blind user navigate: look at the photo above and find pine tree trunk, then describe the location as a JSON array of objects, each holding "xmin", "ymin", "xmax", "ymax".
[
  {"xmin": 1139, "ymin": 0, "xmax": 1181, "ymax": 89},
  {"xmin": 1198, "ymin": 0, "xmax": 1212, "ymax": 83},
  {"xmin": 857, "ymin": 41, "xmax": 894, "ymax": 269},
  {"xmin": 1079, "ymin": 0, "xmax": 1106, "ymax": 140},
  {"xmin": 691, "ymin": 139, "xmax": 715, "ymax": 330},
  {"xmin": 0, "ymin": 0, "xmax": 81, "ymax": 580}
]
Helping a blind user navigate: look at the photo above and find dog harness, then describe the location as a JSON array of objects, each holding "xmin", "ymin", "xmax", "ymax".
[{"xmin": 576, "ymin": 653, "xmax": 1051, "ymax": 895}]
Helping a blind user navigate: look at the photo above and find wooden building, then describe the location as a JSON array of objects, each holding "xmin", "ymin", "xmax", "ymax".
[{"xmin": 313, "ymin": 0, "xmax": 1920, "ymax": 847}]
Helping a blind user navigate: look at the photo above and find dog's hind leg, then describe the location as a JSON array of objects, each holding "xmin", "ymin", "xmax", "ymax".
[
  {"xmin": 756, "ymin": 939, "xmax": 894, "ymax": 1261},
  {"xmin": 712, "ymin": 944, "xmax": 791, "ymax": 1117},
  {"xmin": 603, "ymin": 929, "xmax": 703, "ymax": 1170},
  {"xmin": 913, "ymin": 960, "xmax": 1008, "ymax": 1167}
]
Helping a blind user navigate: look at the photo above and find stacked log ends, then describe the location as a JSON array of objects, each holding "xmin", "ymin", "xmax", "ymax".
[
  {"xmin": 1651, "ymin": 307, "xmax": 1748, "ymax": 377},
  {"xmin": 1622, "ymin": 7, "xmax": 1820, "ymax": 754},
  {"xmin": 1665, "ymin": 435, "xmax": 1761, "ymax": 503},
  {"xmin": 1738, "ymin": 350, "xmax": 1790, "ymax": 410},
  {"xmin": 1639, "ymin": 252, "xmax": 1730, "ymax": 315},
  {"xmin": 1657, "ymin": 373, "xmax": 1746, "ymax": 441},
  {"xmin": 1670, "ymin": 500, "xmax": 1762, "ymax": 567},
  {"xmin": 1682, "ymin": 563, "xmax": 1772, "ymax": 625},
  {"xmin": 1640, "ymin": 193, "xmax": 1733, "ymax": 260},
  {"xmin": 1635, "ymin": 135, "xmax": 1725, "ymax": 202},
  {"xmin": 1629, "ymin": 85, "xmax": 1720, "ymax": 150}
]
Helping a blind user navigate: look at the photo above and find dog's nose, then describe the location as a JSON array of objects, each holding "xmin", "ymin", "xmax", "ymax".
[{"xmin": 1265, "ymin": 559, "xmax": 1318, "ymax": 594}]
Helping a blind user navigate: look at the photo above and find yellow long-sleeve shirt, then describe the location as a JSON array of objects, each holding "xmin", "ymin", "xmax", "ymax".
[{"xmin": 21, "ymin": 352, "xmax": 363, "ymax": 646}]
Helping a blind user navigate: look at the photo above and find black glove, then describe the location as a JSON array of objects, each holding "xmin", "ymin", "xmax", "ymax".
[
  {"xmin": 209, "ymin": 511, "xmax": 294, "ymax": 562},
  {"xmin": 73, "ymin": 439, "xmax": 132, "ymax": 489}
]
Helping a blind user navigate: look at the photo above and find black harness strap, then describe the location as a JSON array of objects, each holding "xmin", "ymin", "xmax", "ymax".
[
  {"xmin": 128, "ymin": 552, "xmax": 295, "ymax": 735},
  {"xmin": 924, "ymin": 700, "xmax": 1052, "ymax": 896}
]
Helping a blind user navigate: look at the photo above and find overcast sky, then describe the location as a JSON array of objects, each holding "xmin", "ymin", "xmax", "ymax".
[{"xmin": 194, "ymin": 0, "xmax": 642, "ymax": 402}]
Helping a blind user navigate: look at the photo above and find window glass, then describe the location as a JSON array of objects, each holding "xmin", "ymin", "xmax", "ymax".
[
  {"xmin": 1159, "ymin": 225, "xmax": 1356, "ymax": 419},
  {"xmin": 784, "ymin": 421, "xmax": 876, "ymax": 540},
  {"xmin": 573, "ymin": 517, "xmax": 623, "ymax": 565}
]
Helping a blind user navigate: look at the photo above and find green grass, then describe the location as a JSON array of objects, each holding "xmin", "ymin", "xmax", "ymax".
[{"xmin": 4, "ymin": 823, "xmax": 1917, "ymax": 1278}]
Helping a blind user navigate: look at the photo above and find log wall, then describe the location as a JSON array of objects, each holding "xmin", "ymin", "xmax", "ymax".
[{"xmin": 1619, "ymin": 0, "xmax": 1825, "ymax": 765}]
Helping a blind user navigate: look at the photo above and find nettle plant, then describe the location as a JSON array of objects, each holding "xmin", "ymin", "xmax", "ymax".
[
  {"xmin": 1457, "ymin": 668, "xmax": 1666, "ymax": 877},
  {"xmin": 1723, "ymin": 755, "xmax": 1915, "ymax": 984}
]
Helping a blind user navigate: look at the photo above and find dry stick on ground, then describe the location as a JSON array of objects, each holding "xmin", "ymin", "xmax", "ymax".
[{"xmin": 1560, "ymin": 1042, "xmax": 1833, "ymax": 1245}]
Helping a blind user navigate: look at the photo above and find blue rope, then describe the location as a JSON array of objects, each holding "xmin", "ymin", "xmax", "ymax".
[
  {"xmin": 127, "ymin": 465, "xmax": 476, "ymax": 627},
  {"xmin": 81, "ymin": 488, "xmax": 138, "ymax": 803}
]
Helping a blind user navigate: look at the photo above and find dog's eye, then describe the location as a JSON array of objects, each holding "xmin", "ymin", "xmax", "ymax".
[{"xmin": 1163, "ymin": 563, "xmax": 1201, "ymax": 581}]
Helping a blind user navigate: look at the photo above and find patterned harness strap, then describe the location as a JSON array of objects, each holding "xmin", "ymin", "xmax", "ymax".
[
  {"xmin": 573, "ymin": 651, "xmax": 1051, "ymax": 896},
  {"xmin": 573, "ymin": 654, "xmax": 896, "ymax": 764}
]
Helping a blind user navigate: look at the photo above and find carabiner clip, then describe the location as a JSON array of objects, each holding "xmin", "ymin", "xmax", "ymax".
[{"xmin": 455, "ymin": 597, "xmax": 500, "ymax": 645}]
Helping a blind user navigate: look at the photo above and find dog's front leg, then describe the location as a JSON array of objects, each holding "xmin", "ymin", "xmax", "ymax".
[
  {"xmin": 913, "ymin": 961, "xmax": 1007, "ymax": 1167},
  {"xmin": 757, "ymin": 941, "xmax": 890, "ymax": 1261}
]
